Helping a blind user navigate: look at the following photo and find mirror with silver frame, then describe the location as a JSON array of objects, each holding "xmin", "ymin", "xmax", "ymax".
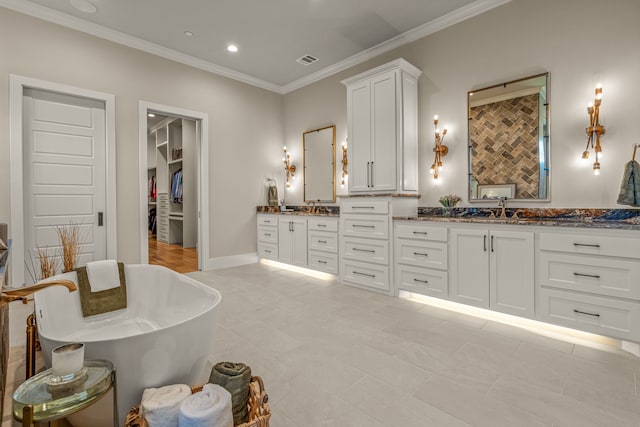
[
  {"xmin": 303, "ymin": 125, "xmax": 336, "ymax": 203},
  {"xmin": 468, "ymin": 73, "xmax": 550, "ymax": 201}
]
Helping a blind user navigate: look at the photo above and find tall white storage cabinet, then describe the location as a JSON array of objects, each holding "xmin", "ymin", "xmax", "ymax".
[
  {"xmin": 341, "ymin": 59, "xmax": 421, "ymax": 194},
  {"xmin": 148, "ymin": 118, "xmax": 197, "ymax": 248}
]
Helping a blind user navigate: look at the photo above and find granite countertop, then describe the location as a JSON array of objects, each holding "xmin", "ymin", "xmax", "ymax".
[
  {"xmin": 395, "ymin": 208, "xmax": 640, "ymax": 231},
  {"xmin": 257, "ymin": 206, "xmax": 339, "ymax": 216}
]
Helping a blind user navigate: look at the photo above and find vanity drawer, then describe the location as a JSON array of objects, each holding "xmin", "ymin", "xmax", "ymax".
[
  {"xmin": 258, "ymin": 242, "xmax": 278, "ymax": 260},
  {"xmin": 257, "ymin": 225, "xmax": 278, "ymax": 244},
  {"xmin": 539, "ymin": 233, "xmax": 640, "ymax": 260},
  {"xmin": 395, "ymin": 222, "xmax": 447, "ymax": 242},
  {"xmin": 257, "ymin": 215, "xmax": 279, "ymax": 227},
  {"xmin": 309, "ymin": 251, "xmax": 338, "ymax": 274},
  {"xmin": 342, "ymin": 215, "xmax": 389, "ymax": 239},
  {"xmin": 341, "ymin": 236, "xmax": 389, "ymax": 265},
  {"xmin": 395, "ymin": 240, "xmax": 448, "ymax": 270},
  {"xmin": 540, "ymin": 252, "xmax": 640, "ymax": 300},
  {"xmin": 539, "ymin": 288, "xmax": 640, "ymax": 341},
  {"xmin": 396, "ymin": 265, "xmax": 448, "ymax": 298},
  {"xmin": 308, "ymin": 230, "xmax": 338, "ymax": 253},
  {"xmin": 340, "ymin": 259, "xmax": 390, "ymax": 292},
  {"xmin": 340, "ymin": 200, "xmax": 388, "ymax": 215},
  {"xmin": 308, "ymin": 218, "xmax": 338, "ymax": 232}
]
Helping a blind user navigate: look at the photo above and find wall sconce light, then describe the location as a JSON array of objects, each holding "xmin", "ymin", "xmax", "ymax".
[
  {"xmin": 581, "ymin": 84, "xmax": 605, "ymax": 175},
  {"xmin": 429, "ymin": 115, "xmax": 448, "ymax": 180},
  {"xmin": 341, "ymin": 141, "xmax": 348, "ymax": 188},
  {"xmin": 282, "ymin": 146, "xmax": 296, "ymax": 188}
]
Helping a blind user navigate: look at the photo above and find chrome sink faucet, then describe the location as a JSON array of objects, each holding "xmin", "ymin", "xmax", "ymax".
[{"xmin": 498, "ymin": 197, "xmax": 508, "ymax": 219}]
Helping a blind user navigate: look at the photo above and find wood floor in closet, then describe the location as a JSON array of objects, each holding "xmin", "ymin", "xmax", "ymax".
[{"xmin": 148, "ymin": 233, "xmax": 198, "ymax": 273}]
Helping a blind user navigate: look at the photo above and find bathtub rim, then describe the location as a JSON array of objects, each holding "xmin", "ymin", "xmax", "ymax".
[{"xmin": 33, "ymin": 264, "xmax": 222, "ymax": 344}]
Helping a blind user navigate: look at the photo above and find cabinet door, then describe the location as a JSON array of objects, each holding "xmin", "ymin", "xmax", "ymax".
[
  {"xmin": 370, "ymin": 71, "xmax": 397, "ymax": 191},
  {"xmin": 451, "ymin": 228, "xmax": 489, "ymax": 308},
  {"xmin": 291, "ymin": 218, "xmax": 308, "ymax": 267},
  {"xmin": 278, "ymin": 218, "xmax": 293, "ymax": 264},
  {"xmin": 489, "ymin": 230, "xmax": 534, "ymax": 318},
  {"xmin": 347, "ymin": 81, "xmax": 372, "ymax": 192}
]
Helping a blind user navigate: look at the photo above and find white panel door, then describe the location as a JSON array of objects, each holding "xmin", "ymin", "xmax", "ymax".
[
  {"xmin": 23, "ymin": 89, "xmax": 106, "ymax": 282},
  {"xmin": 347, "ymin": 81, "xmax": 371, "ymax": 192},
  {"xmin": 451, "ymin": 228, "xmax": 490, "ymax": 308},
  {"xmin": 370, "ymin": 70, "xmax": 397, "ymax": 192}
]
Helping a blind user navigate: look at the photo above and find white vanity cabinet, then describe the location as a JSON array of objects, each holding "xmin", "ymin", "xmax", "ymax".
[
  {"xmin": 256, "ymin": 214, "xmax": 278, "ymax": 261},
  {"xmin": 308, "ymin": 217, "xmax": 339, "ymax": 274},
  {"xmin": 450, "ymin": 227, "xmax": 534, "ymax": 318},
  {"xmin": 341, "ymin": 59, "xmax": 421, "ymax": 194},
  {"xmin": 394, "ymin": 222, "xmax": 449, "ymax": 298},
  {"xmin": 538, "ymin": 231, "xmax": 640, "ymax": 341},
  {"xmin": 278, "ymin": 217, "xmax": 308, "ymax": 267}
]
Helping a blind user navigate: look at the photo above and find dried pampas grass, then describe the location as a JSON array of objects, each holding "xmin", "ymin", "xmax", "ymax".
[{"xmin": 56, "ymin": 223, "xmax": 82, "ymax": 273}]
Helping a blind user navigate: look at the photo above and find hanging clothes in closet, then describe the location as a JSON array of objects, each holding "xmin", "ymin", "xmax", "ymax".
[
  {"xmin": 148, "ymin": 175, "xmax": 157, "ymax": 199},
  {"xmin": 171, "ymin": 169, "xmax": 183, "ymax": 203}
]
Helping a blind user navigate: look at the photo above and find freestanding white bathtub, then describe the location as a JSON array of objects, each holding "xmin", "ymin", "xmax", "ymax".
[{"xmin": 33, "ymin": 264, "xmax": 221, "ymax": 427}]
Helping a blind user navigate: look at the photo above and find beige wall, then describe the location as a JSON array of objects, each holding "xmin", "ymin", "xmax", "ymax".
[
  {"xmin": 0, "ymin": 7, "xmax": 284, "ymax": 264},
  {"xmin": 283, "ymin": 0, "xmax": 640, "ymax": 208}
]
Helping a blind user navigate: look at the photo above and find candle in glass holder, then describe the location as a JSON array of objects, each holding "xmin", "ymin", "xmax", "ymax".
[{"xmin": 51, "ymin": 343, "xmax": 85, "ymax": 377}]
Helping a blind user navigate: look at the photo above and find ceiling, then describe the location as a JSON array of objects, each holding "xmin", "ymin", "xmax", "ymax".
[{"xmin": 1, "ymin": 0, "xmax": 510, "ymax": 93}]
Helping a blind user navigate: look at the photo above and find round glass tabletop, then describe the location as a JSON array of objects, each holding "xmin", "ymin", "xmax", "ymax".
[{"xmin": 13, "ymin": 359, "xmax": 114, "ymax": 422}]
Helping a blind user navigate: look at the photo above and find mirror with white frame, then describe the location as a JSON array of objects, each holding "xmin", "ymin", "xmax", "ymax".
[
  {"xmin": 468, "ymin": 73, "xmax": 550, "ymax": 201},
  {"xmin": 303, "ymin": 125, "xmax": 336, "ymax": 203}
]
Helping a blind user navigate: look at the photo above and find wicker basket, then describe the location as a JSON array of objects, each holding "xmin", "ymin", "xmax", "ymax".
[{"xmin": 125, "ymin": 376, "xmax": 271, "ymax": 427}]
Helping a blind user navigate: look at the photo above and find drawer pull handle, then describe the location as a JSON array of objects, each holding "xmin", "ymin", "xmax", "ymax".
[
  {"xmin": 353, "ymin": 248, "xmax": 375, "ymax": 253},
  {"xmin": 573, "ymin": 309, "xmax": 600, "ymax": 317},
  {"xmin": 573, "ymin": 272, "xmax": 601, "ymax": 279},
  {"xmin": 413, "ymin": 278, "xmax": 429, "ymax": 284},
  {"xmin": 264, "ymin": 233, "xmax": 271, "ymax": 237},
  {"xmin": 318, "ymin": 240, "xmax": 328, "ymax": 244},
  {"xmin": 413, "ymin": 231, "xmax": 428, "ymax": 235},
  {"xmin": 573, "ymin": 243, "xmax": 600, "ymax": 248},
  {"xmin": 413, "ymin": 252, "xmax": 428, "ymax": 257},
  {"xmin": 353, "ymin": 206, "xmax": 375, "ymax": 209},
  {"xmin": 318, "ymin": 224, "xmax": 327, "ymax": 227},
  {"xmin": 264, "ymin": 220, "xmax": 271, "ymax": 223},
  {"xmin": 264, "ymin": 250, "xmax": 271, "ymax": 253},
  {"xmin": 353, "ymin": 271, "xmax": 376, "ymax": 278},
  {"xmin": 318, "ymin": 260, "xmax": 327, "ymax": 264},
  {"xmin": 353, "ymin": 225, "xmax": 376, "ymax": 229}
]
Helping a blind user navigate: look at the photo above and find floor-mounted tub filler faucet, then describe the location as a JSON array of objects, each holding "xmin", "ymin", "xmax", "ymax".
[{"xmin": 1, "ymin": 280, "xmax": 77, "ymax": 308}]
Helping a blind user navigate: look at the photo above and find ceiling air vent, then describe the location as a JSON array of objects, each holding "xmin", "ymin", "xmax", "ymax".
[{"xmin": 296, "ymin": 54, "xmax": 319, "ymax": 66}]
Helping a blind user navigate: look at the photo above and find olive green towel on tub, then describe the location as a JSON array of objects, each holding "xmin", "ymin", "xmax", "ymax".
[
  {"xmin": 209, "ymin": 362, "xmax": 251, "ymax": 425},
  {"xmin": 75, "ymin": 262, "xmax": 127, "ymax": 317}
]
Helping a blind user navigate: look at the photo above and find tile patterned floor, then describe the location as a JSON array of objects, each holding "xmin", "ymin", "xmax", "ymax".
[{"xmin": 4, "ymin": 262, "xmax": 640, "ymax": 426}]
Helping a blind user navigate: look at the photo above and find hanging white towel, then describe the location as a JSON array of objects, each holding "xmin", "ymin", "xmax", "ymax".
[
  {"xmin": 178, "ymin": 384, "xmax": 233, "ymax": 427},
  {"xmin": 141, "ymin": 384, "xmax": 192, "ymax": 427},
  {"xmin": 85, "ymin": 260, "xmax": 121, "ymax": 293}
]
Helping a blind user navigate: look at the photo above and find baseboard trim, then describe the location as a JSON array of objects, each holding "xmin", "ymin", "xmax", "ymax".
[{"xmin": 204, "ymin": 253, "xmax": 258, "ymax": 270}]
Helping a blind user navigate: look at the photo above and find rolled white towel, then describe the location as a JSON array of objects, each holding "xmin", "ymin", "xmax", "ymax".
[
  {"xmin": 178, "ymin": 384, "xmax": 233, "ymax": 427},
  {"xmin": 85, "ymin": 259, "xmax": 120, "ymax": 292},
  {"xmin": 141, "ymin": 384, "xmax": 192, "ymax": 427}
]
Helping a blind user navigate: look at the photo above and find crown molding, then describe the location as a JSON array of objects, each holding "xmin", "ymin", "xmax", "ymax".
[
  {"xmin": 280, "ymin": 0, "xmax": 512, "ymax": 94},
  {"xmin": 0, "ymin": 0, "xmax": 282, "ymax": 93},
  {"xmin": 1, "ymin": 0, "xmax": 510, "ymax": 95}
]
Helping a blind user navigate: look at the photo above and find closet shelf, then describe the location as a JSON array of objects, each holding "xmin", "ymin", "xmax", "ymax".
[
  {"xmin": 148, "ymin": 201, "xmax": 157, "ymax": 205},
  {"xmin": 156, "ymin": 141, "xmax": 168, "ymax": 149},
  {"xmin": 168, "ymin": 158, "xmax": 183, "ymax": 165},
  {"xmin": 169, "ymin": 216, "xmax": 183, "ymax": 221}
]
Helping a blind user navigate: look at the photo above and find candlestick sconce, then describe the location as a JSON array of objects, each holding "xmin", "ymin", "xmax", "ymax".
[
  {"xmin": 581, "ymin": 84, "xmax": 605, "ymax": 175},
  {"xmin": 429, "ymin": 115, "xmax": 448, "ymax": 180},
  {"xmin": 341, "ymin": 141, "xmax": 348, "ymax": 188},
  {"xmin": 283, "ymin": 146, "xmax": 296, "ymax": 188}
]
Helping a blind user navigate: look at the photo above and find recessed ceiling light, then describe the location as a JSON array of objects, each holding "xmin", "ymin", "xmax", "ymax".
[
  {"xmin": 184, "ymin": 31, "xmax": 194, "ymax": 37},
  {"xmin": 147, "ymin": 113, "xmax": 156, "ymax": 118},
  {"xmin": 70, "ymin": 0, "xmax": 98, "ymax": 13},
  {"xmin": 227, "ymin": 44, "xmax": 238, "ymax": 53}
]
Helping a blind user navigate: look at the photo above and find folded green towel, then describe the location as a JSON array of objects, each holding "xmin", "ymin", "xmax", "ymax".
[
  {"xmin": 617, "ymin": 160, "xmax": 640, "ymax": 207},
  {"xmin": 75, "ymin": 262, "xmax": 127, "ymax": 317},
  {"xmin": 209, "ymin": 362, "xmax": 251, "ymax": 425}
]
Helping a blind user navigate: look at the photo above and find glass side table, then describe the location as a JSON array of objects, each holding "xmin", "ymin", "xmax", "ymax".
[{"xmin": 13, "ymin": 359, "xmax": 117, "ymax": 426}]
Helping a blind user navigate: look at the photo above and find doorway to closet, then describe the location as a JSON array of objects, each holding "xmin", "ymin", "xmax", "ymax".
[{"xmin": 140, "ymin": 102, "xmax": 209, "ymax": 274}]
